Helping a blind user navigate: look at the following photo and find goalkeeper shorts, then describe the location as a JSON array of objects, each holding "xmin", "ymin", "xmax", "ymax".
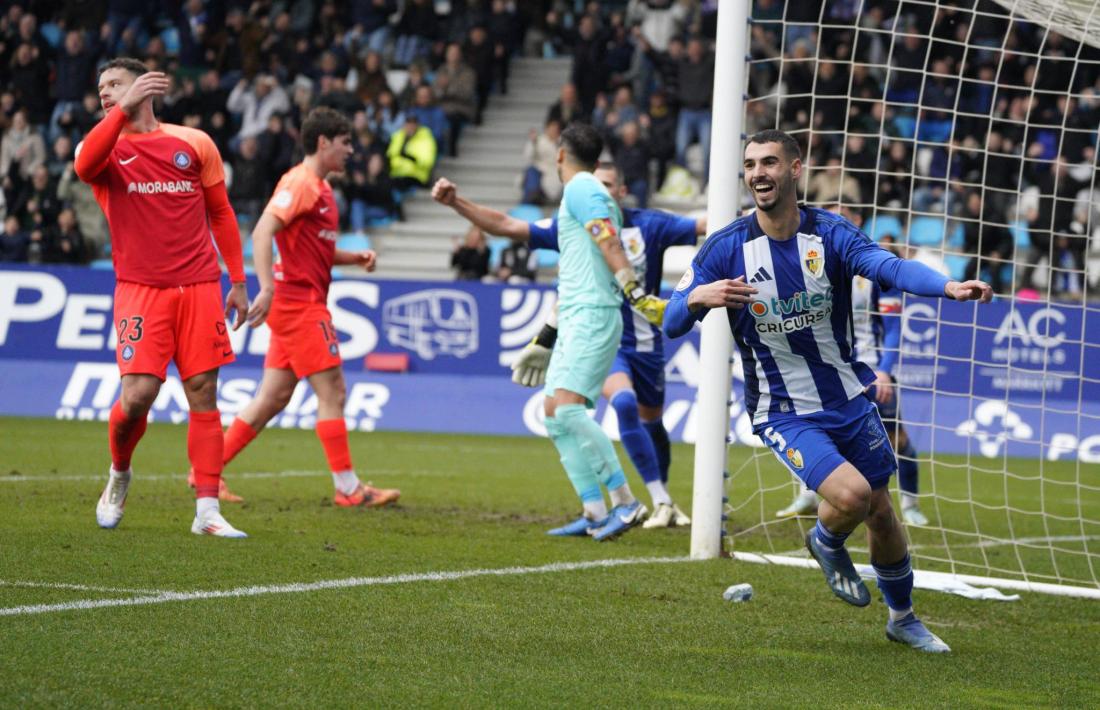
[
  {"xmin": 544, "ymin": 305, "xmax": 622, "ymax": 408},
  {"xmin": 755, "ymin": 394, "xmax": 897, "ymax": 491}
]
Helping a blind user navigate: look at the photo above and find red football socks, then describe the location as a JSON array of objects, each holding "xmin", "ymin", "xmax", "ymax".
[
  {"xmin": 222, "ymin": 417, "xmax": 258, "ymax": 466},
  {"xmin": 189, "ymin": 410, "xmax": 224, "ymax": 499},
  {"xmin": 109, "ymin": 400, "xmax": 148, "ymax": 471},
  {"xmin": 315, "ymin": 418, "xmax": 353, "ymax": 473}
]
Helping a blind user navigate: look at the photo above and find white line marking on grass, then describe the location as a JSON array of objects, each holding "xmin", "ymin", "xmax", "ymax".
[
  {"xmin": 0, "ymin": 470, "xmax": 330, "ymax": 484},
  {"xmin": 0, "ymin": 556, "xmax": 693, "ymax": 618},
  {"xmin": 0, "ymin": 580, "xmax": 168, "ymax": 595}
]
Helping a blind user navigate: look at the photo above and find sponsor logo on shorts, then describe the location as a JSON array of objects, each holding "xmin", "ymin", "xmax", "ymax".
[
  {"xmin": 121, "ymin": 344, "xmax": 134, "ymax": 361},
  {"xmin": 173, "ymin": 151, "xmax": 192, "ymax": 169},
  {"xmin": 786, "ymin": 447, "xmax": 804, "ymax": 469}
]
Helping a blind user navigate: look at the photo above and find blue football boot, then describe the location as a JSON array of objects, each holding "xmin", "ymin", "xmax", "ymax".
[
  {"xmin": 886, "ymin": 612, "xmax": 951, "ymax": 652},
  {"xmin": 591, "ymin": 501, "xmax": 648, "ymax": 542},
  {"xmin": 805, "ymin": 531, "xmax": 872, "ymax": 606},
  {"xmin": 547, "ymin": 515, "xmax": 606, "ymax": 537}
]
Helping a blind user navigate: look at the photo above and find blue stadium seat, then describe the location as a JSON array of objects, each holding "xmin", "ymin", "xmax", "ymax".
[
  {"xmin": 508, "ymin": 204, "xmax": 544, "ymax": 223},
  {"xmin": 868, "ymin": 215, "xmax": 903, "ymax": 242},
  {"xmin": 536, "ymin": 249, "xmax": 559, "ymax": 269},
  {"xmin": 1010, "ymin": 220, "xmax": 1031, "ymax": 249},
  {"xmin": 90, "ymin": 258, "xmax": 113, "ymax": 270},
  {"xmin": 907, "ymin": 216, "xmax": 948, "ymax": 247},
  {"xmin": 337, "ymin": 233, "xmax": 372, "ymax": 252},
  {"xmin": 242, "ymin": 236, "xmax": 254, "ymax": 259},
  {"xmin": 488, "ymin": 236, "xmax": 510, "ymax": 268},
  {"xmin": 917, "ymin": 118, "xmax": 953, "ymax": 143}
]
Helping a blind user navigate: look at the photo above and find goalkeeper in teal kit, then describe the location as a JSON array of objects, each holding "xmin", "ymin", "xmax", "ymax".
[{"xmin": 541, "ymin": 123, "xmax": 666, "ymax": 541}]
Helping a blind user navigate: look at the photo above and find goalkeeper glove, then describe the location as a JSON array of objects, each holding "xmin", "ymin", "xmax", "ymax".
[
  {"xmin": 511, "ymin": 323, "xmax": 557, "ymax": 387},
  {"xmin": 616, "ymin": 268, "xmax": 667, "ymax": 326}
]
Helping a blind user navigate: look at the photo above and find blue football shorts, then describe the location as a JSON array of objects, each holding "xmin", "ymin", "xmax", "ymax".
[
  {"xmin": 608, "ymin": 348, "xmax": 666, "ymax": 408},
  {"xmin": 755, "ymin": 394, "xmax": 897, "ymax": 491}
]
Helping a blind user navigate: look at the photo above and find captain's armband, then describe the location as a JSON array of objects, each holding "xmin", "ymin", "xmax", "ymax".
[{"xmin": 585, "ymin": 218, "xmax": 617, "ymax": 244}]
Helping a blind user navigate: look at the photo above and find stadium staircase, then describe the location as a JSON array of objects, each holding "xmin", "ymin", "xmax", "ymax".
[{"xmin": 367, "ymin": 57, "xmax": 572, "ymax": 281}]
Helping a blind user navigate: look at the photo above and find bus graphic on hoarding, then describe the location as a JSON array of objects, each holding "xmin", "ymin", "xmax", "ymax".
[{"xmin": 382, "ymin": 289, "xmax": 478, "ymax": 360}]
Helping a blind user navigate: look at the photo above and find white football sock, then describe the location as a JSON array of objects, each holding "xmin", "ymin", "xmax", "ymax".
[
  {"xmin": 608, "ymin": 484, "xmax": 636, "ymax": 508},
  {"xmin": 583, "ymin": 500, "xmax": 608, "ymax": 521},
  {"xmin": 645, "ymin": 480, "xmax": 673, "ymax": 507},
  {"xmin": 901, "ymin": 492, "xmax": 919, "ymax": 510},
  {"xmin": 332, "ymin": 470, "xmax": 361, "ymax": 496},
  {"xmin": 196, "ymin": 496, "xmax": 219, "ymax": 518},
  {"xmin": 889, "ymin": 605, "xmax": 913, "ymax": 622}
]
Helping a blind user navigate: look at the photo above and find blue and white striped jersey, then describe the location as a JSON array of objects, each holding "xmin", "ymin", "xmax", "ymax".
[
  {"xmin": 851, "ymin": 275, "xmax": 902, "ymax": 374},
  {"xmin": 665, "ymin": 207, "xmax": 949, "ymax": 426},
  {"xmin": 529, "ymin": 207, "xmax": 697, "ymax": 355}
]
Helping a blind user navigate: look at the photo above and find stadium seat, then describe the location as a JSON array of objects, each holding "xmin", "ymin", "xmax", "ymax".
[
  {"xmin": 907, "ymin": 216, "xmax": 948, "ymax": 247},
  {"xmin": 364, "ymin": 352, "xmax": 410, "ymax": 373},
  {"xmin": 536, "ymin": 249, "xmax": 560, "ymax": 269},
  {"xmin": 242, "ymin": 236, "xmax": 254, "ymax": 259},
  {"xmin": 488, "ymin": 236, "xmax": 510, "ymax": 268},
  {"xmin": 917, "ymin": 118, "xmax": 953, "ymax": 143},
  {"xmin": 90, "ymin": 259, "xmax": 114, "ymax": 270},
  {"xmin": 867, "ymin": 215, "xmax": 903, "ymax": 242},
  {"xmin": 508, "ymin": 204, "xmax": 544, "ymax": 223},
  {"xmin": 337, "ymin": 233, "xmax": 372, "ymax": 252}
]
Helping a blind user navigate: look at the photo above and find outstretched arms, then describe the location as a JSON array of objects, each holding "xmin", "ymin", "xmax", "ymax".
[{"xmin": 432, "ymin": 177, "xmax": 532, "ymax": 242}]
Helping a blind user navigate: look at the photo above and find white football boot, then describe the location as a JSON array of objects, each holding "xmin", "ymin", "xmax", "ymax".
[
  {"xmin": 96, "ymin": 467, "xmax": 131, "ymax": 529},
  {"xmin": 776, "ymin": 489, "xmax": 819, "ymax": 518},
  {"xmin": 191, "ymin": 510, "xmax": 248, "ymax": 538}
]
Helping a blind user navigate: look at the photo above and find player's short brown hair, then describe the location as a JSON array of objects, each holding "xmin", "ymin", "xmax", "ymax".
[
  {"xmin": 560, "ymin": 123, "xmax": 603, "ymax": 170},
  {"xmin": 98, "ymin": 57, "xmax": 149, "ymax": 79},
  {"xmin": 301, "ymin": 107, "xmax": 352, "ymax": 154}
]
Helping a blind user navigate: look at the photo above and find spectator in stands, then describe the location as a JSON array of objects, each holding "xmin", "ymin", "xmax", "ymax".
[
  {"xmin": 452, "ymin": 225, "xmax": 490, "ymax": 280},
  {"xmin": 641, "ymin": 35, "xmax": 684, "ymax": 108},
  {"xmin": 316, "ymin": 75, "xmax": 361, "ymax": 116},
  {"xmin": 409, "ymin": 85, "xmax": 449, "ymax": 155},
  {"xmin": 43, "ymin": 207, "xmax": 86, "ymax": 264},
  {"xmin": 487, "ymin": 0, "xmax": 518, "ymax": 95},
  {"xmin": 397, "ymin": 61, "xmax": 430, "ymax": 109},
  {"xmin": 366, "ymin": 89, "xmax": 405, "ymax": 142},
  {"xmin": 50, "ymin": 30, "xmax": 99, "ymax": 143},
  {"xmin": 351, "ymin": 50, "xmax": 390, "ymax": 106},
  {"xmin": 257, "ymin": 114, "xmax": 295, "ymax": 183},
  {"xmin": 674, "ymin": 38, "xmax": 714, "ymax": 179},
  {"xmin": 571, "ymin": 14, "xmax": 609, "ymax": 114},
  {"xmin": 350, "ymin": 152, "xmax": 399, "ymax": 229},
  {"xmin": 547, "ymin": 82, "xmax": 586, "ymax": 126},
  {"xmin": 351, "ymin": 0, "xmax": 399, "ymax": 55},
  {"xmin": 14, "ymin": 164, "xmax": 59, "ymax": 232},
  {"xmin": 434, "ymin": 43, "xmax": 478, "ymax": 157},
  {"xmin": 640, "ymin": 89, "xmax": 676, "ymax": 189},
  {"xmin": 521, "ymin": 117, "xmax": 563, "ymax": 204},
  {"xmin": 229, "ymin": 137, "xmax": 268, "ymax": 227},
  {"xmin": 593, "ymin": 85, "xmax": 640, "ymax": 140},
  {"xmin": 227, "ymin": 74, "xmax": 291, "ymax": 144},
  {"xmin": 0, "ymin": 215, "xmax": 28, "ymax": 262},
  {"xmin": 497, "ymin": 241, "xmax": 538, "ymax": 283},
  {"xmin": 614, "ymin": 121, "xmax": 650, "ymax": 208},
  {"xmin": 57, "ymin": 159, "xmax": 108, "ymax": 258},
  {"xmin": 1, "ymin": 110, "xmax": 46, "ymax": 192},
  {"xmin": 47, "ymin": 136, "xmax": 74, "ymax": 182},
  {"xmin": 628, "ymin": 0, "xmax": 689, "ymax": 54},
  {"xmin": 464, "ymin": 25, "xmax": 495, "ymax": 124},
  {"xmin": 807, "ymin": 156, "xmax": 862, "ymax": 206},
  {"xmin": 387, "ymin": 113, "xmax": 437, "ymax": 190},
  {"xmin": 9, "ymin": 42, "xmax": 51, "ymax": 125},
  {"xmin": 394, "ymin": 0, "xmax": 439, "ymax": 68}
]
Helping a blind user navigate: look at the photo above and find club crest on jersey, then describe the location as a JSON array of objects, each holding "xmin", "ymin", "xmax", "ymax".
[
  {"xmin": 804, "ymin": 248, "xmax": 823, "ymax": 277},
  {"xmin": 172, "ymin": 151, "xmax": 192, "ymax": 169},
  {"xmin": 785, "ymin": 448, "xmax": 804, "ymax": 469},
  {"xmin": 121, "ymin": 344, "xmax": 135, "ymax": 361}
]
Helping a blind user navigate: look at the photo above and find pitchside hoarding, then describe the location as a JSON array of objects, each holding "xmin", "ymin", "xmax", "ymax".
[{"xmin": 1, "ymin": 265, "xmax": 1098, "ymax": 461}]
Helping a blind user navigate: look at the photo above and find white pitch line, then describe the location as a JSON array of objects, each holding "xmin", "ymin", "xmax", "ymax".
[
  {"xmin": 0, "ymin": 470, "xmax": 330, "ymax": 484},
  {"xmin": 0, "ymin": 556, "xmax": 693, "ymax": 618},
  {"xmin": 0, "ymin": 580, "xmax": 168, "ymax": 595}
]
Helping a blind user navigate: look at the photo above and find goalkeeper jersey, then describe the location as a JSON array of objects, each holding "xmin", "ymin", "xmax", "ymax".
[
  {"xmin": 665, "ymin": 207, "xmax": 950, "ymax": 426},
  {"xmin": 555, "ymin": 172, "xmax": 623, "ymax": 311}
]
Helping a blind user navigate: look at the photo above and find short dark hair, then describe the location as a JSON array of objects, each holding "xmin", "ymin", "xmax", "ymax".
[
  {"xmin": 560, "ymin": 122, "xmax": 603, "ymax": 170},
  {"xmin": 301, "ymin": 107, "xmax": 351, "ymax": 154},
  {"xmin": 98, "ymin": 57, "xmax": 149, "ymax": 78},
  {"xmin": 747, "ymin": 129, "xmax": 802, "ymax": 161},
  {"xmin": 595, "ymin": 160, "xmax": 624, "ymax": 186}
]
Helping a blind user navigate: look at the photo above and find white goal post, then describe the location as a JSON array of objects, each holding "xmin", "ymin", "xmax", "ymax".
[{"xmin": 691, "ymin": 0, "xmax": 1100, "ymax": 599}]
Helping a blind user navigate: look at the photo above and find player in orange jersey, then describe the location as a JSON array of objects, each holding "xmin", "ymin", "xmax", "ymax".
[
  {"xmin": 215, "ymin": 107, "xmax": 400, "ymax": 508},
  {"xmin": 75, "ymin": 58, "xmax": 250, "ymax": 538}
]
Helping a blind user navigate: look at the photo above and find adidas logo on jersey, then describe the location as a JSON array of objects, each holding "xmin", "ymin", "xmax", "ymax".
[{"xmin": 749, "ymin": 267, "xmax": 773, "ymax": 284}]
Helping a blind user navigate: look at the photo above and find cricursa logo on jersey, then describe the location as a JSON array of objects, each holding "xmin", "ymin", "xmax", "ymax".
[
  {"xmin": 126, "ymin": 180, "xmax": 195, "ymax": 195},
  {"xmin": 748, "ymin": 287, "xmax": 834, "ymax": 333}
]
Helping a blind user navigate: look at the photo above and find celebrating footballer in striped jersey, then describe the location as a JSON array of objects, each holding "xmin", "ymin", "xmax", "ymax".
[
  {"xmin": 665, "ymin": 129, "xmax": 992, "ymax": 652},
  {"xmin": 76, "ymin": 58, "xmax": 250, "ymax": 538}
]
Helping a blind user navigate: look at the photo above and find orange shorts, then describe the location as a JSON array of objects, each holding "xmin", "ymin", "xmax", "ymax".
[
  {"xmin": 264, "ymin": 298, "xmax": 342, "ymax": 379},
  {"xmin": 114, "ymin": 280, "xmax": 234, "ymax": 381}
]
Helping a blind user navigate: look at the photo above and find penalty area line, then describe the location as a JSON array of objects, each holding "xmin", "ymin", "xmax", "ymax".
[{"xmin": 0, "ymin": 556, "xmax": 694, "ymax": 618}]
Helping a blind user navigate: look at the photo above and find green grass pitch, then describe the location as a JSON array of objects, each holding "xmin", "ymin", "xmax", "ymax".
[{"xmin": 1, "ymin": 417, "xmax": 1098, "ymax": 708}]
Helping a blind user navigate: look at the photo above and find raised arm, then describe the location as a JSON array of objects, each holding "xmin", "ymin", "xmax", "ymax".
[{"xmin": 431, "ymin": 177, "xmax": 531, "ymax": 241}]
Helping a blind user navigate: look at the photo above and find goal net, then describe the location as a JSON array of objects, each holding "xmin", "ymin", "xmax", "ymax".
[{"xmin": 717, "ymin": 0, "xmax": 1100, "ymax": 597}]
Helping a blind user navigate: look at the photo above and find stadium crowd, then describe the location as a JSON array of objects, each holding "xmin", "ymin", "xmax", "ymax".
[{"xmin": 0, "ymin": 0, "xmax": 1097, "ymax": 299}]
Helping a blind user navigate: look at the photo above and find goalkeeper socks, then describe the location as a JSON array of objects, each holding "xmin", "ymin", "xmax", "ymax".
[
  {"xmin": 188, "ymin": 410, "xmax": 224, "ymax": 499},
  {"xmin": 642, "ymin": 418, "xmax": 672, "ymax": 484},
  {"xmin": 556, "ymin": 404, "xmax": 629, "ymax": 493},
  {"xmin": 608, "ymin": 481, "xmax": 636, "ymax": 508},
  {"xmin": 813, "ymin": 519, "xmax": 850, "ymax": 552},
  {"xmin": 897, "ymin": 438, "xmax": 919, "ymax": 497},
  {"xmin": 109, "ymin": 400, "xmax": 148, "ymax": 471},
  {"xmin": 223, "ymin": 417, "xmax": 259, "ymax": 466},
  {"xmin": 874, "ymin": 553, "xmax": 914, "ymax": 615},
  {"xmin": 316, "ymin": 417, "xmax": 354, "ymax": 474},
  {"xmin": 610, "ymin": 389, "xmax": 663, "ymax": 486},
  {"xmin": 545, "ymin": 415, "xmax": 603, "ymax": 515}
]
